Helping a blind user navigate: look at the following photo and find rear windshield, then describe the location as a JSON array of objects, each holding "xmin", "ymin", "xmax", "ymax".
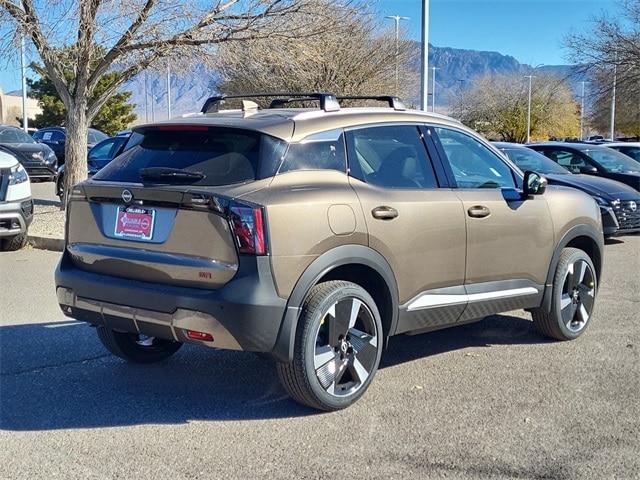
[{"xmin": 92, "ymin": 126, "xmax": 286, "ymax": 186}]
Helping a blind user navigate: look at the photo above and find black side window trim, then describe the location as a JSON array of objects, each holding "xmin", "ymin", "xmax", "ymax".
[{"xmin": 418, "ymin": 125, "xmax": 455, "ymax": 188}]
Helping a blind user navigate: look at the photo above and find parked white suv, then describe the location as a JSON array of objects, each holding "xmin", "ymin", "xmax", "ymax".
[{"xmin": 0, "ymin": 149, "xmax": 33, "ymax": 251}]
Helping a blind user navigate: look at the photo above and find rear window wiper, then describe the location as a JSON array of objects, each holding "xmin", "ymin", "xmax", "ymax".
[{"xmin": 139, "ymin": 167, "xmax": 205, "ymax": 183}]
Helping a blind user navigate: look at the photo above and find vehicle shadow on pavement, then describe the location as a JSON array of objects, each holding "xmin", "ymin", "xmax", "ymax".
[
  {"xmin": 0, "ymin": 314, "xmax": 548, "ymax": 430},
  {"xmin": 381, "ymin": 313, "xmax": 551, "ymax": 369},
  {"xmin": 33, "ymin": 198, "xmax": 61, "ymax": 207}
]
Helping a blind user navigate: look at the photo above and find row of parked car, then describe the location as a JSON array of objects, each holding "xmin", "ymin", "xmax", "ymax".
[
  {"xmin": 494, "ymin": 141, "xmax": 640, "ymax": 236},
  {"xmin": 0, "ymin": 124, "xmax": 128, "ymax": 251},
  {"xmin": 0, "ymin": 124, "xmax": 130, "ymax": 198}
]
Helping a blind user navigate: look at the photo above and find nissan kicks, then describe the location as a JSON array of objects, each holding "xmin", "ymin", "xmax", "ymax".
[{"xmin": 55, "ymin": 93, "xmax": 604, "ymax": 411}]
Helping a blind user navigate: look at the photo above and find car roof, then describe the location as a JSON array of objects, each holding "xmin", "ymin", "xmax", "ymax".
[
  {"xmin": 528, "ymin": 142, "xmax": 610, "ymax": 151},
  {"xmin": 137, "ymin": 107, "xmax": 465, "ymax": 143},
  {"xmin": 492, "ymin": 142, "xmax": 530, "ymax": 150},
  {"xmin": 605, "ymin": 142, "xmax": 640, "ymax": 147}
]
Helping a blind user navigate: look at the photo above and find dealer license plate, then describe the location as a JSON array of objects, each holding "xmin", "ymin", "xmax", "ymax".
[{"xmin": 114, "ymin": 206, "xmax": 156, "ymax": 240}]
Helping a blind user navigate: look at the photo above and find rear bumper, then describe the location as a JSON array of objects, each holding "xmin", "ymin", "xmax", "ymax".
[{"xmin": 55, "ymin": 252, "xmax": 288, "ymax": 356}]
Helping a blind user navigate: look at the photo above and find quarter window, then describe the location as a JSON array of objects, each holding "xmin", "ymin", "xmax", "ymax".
[{"xmin": 279, "ymin": 130, "xmax": 347, "ymax": 174}]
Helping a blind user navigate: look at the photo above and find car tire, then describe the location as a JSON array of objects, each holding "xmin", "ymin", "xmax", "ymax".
[
  {"xmin": 277, "ymin": 281, "xmax": 383, "ymax": 411},
  {"xmin": 55, "ymin": 174, "xmax": 63, "ymax": 199},
  {"xmin": 531, "ymin": 248, "xmax": 597, "ymax": 341},
  {"xmin": 96, "ymin": 326, "xmax": 183, "ymax": 363},
  {"xmin": 1, "ymin": 233, "xmax": 27, "ymax": 251}
]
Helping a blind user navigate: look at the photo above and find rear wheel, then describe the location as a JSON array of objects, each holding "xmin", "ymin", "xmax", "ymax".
[
  {"xmin": 277, "ymin": 281, "xmax": 383, "ymax": 411},
  {"xmin": 96, "ymin": 326, "xmax": 183, "ymax": 363},
  {"xmin": 532, "ymin": 248, "xmax": 597, "ymax": 340}
]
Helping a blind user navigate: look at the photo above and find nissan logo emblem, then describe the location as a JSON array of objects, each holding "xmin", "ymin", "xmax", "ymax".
[
  {"xmin": 122, "ymin": 189, "xmax": 133, "ymax": 203},
  {"xmin": 630, "ymin": 201, "xmax": 637, "ymax": 212}
]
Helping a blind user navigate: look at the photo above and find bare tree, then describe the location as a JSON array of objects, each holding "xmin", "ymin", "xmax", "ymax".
[
  {"xmin": 453, "ymin": 72, "xmax": 579, "ymax": 143},
  {"xmin": 564, "ymin": 0, "xmax": 640, "ymax": 98},
  {"xmin": 589, "ymin": 66, "xmax": 640, "ymax": 138},
  {"xmin": 214, "ymin": 3, "xmax": 418, "ymax": 101},
  {"xmin": 0, "ymin": 0, "xmax": 344, "ymax": 203}
]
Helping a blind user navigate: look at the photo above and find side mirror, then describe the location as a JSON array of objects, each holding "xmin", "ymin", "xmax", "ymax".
[
  {"xmin": 523, "ymin": 171, "xmax": 547, "ymax": 196},
  {"xmin": 580, "ymin": 165, "xmax": 598, "ymax": 174}
]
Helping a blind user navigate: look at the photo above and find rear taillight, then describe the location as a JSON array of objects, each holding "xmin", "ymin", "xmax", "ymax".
[
  {"xmin": 183, "ymin": 193, "xmax": 267, "ymax": 255},
  {"xmin": 229, "ymin": 203, "xmax": 266, "ymax": 255}
]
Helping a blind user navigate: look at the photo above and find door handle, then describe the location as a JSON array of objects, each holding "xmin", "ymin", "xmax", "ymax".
[
  {"xmin": 467, "ymin": 205, "xmax": 491, "ymax": 218},
  {"xmin": 371, "ymin": 206, "xmax": 398, "ymax": 220}
]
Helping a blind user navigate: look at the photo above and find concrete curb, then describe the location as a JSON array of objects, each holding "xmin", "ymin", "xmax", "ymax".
[{"xmin": 27, "ymin": 234, "xmax": 64, "ymax": 252}]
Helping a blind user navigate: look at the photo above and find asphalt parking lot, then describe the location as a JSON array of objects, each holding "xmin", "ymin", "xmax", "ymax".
[{"xmin": 1, "ymin": 206, "xmax": 639, "ymax": 478}]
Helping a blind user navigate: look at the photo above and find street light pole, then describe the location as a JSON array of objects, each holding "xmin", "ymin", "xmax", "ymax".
[
  {"xmin": 20, "ymin": 35, "xmax": 28, "ymax": 132},
  {"xmin": 610, "ymin": 53, "xmax": 617, "ymax": 141},
  {"xmin": 525, "ymin": 64, "xmax": 544, "ymax": 143},
  {"xmin": 167, "ymin": 64, "xmax": 171, "ymax": 119},
  {"xmin": 420, "ymin": 0, "xmax": 430, "ymax": 111},
  {"xmin": 385, "ymin": 15, "xmax": 410, "ymax": 97},
  {"xmin": 526, "ymin": 75, "xmax": 533, "ymax": 143},
  {"xmin": 580, "ymin": 81, "xmax": 587, "ymax": 140},
  {"xmin": 431, "ymin": 66, "xmax": 439, "ymax": 113}
]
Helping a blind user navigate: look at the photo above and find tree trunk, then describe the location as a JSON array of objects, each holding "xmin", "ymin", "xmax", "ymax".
[{"xmin": 61, "ymin": 102, "xmax": 89, "ymax": 209}]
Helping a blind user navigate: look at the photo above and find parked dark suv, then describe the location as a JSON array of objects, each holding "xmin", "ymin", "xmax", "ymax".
[
  {"xmin": 32, "ymin": 126, "xmax": 108, "ymax": 165},
  {"xmin": 55, "ymin": 93, "xmax": 605, "ymax": 411},
  {"xmin": 0, "ymin": 125, "xmax": 58, "ymax": 181}
]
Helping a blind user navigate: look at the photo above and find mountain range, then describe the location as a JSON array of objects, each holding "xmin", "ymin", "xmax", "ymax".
[
  {"xmin": 129, "ymin": 43, "xmax": 581, "ymax": 122},
  {"xmin": 6, "ymin": 43, "xmax": 581, "ymax": 123}
]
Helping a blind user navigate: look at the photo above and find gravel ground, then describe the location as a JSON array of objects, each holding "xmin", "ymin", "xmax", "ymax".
[{"xmin": 30, "ymin": 201, "xmax": 66, "ymax": 239}]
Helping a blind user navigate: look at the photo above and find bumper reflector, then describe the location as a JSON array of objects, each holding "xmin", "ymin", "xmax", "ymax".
[{"xmin": 186, "ymin": 330, "xmax": 214, "ymax": 341}]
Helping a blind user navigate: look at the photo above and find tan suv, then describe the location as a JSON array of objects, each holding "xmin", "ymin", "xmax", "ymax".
[{"xmin": 55, "ymin": 93, "xmax": 605, "ymax": 411}]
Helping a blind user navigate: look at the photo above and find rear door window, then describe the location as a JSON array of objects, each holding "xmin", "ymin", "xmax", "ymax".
[{"xmin": 345, "ymin": 125, "xmax": 438, "ymax": 188}]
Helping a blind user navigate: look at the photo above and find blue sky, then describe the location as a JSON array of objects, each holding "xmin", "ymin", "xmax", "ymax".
[
  {"xmin": 0, "ymin": 0, "xmax": 621, "ymax": 93},
  {"xmin": 377, "ymin": 0, "xmax": 619, "ymax": 66}
]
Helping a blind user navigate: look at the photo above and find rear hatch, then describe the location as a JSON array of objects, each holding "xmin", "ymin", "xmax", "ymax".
[{"xmin": 65, "ymin": 124, "xmax": 288, "ymax": 289}]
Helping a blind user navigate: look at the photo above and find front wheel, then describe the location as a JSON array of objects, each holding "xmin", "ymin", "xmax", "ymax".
[
  {"xmin": 96, "ymin": 326, "xmax": 183, "ymax": 363},
  {"xmin": 1, "ymin": 233, "xmax": 27, "ymax": 251},
  {"xmin": 532, "ymin": 248, "xmax": 597, "ymax": 340},
  {"xmin": 277, "ymin": 281, "xmax": 384, "ymax": 411}
]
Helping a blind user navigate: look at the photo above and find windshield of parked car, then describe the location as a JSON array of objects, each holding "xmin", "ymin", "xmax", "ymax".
[
  {"xmin": 585, "ymin": 147, "xmax": 640, "ymax": 173},
  {"xmin": 88, "ymin": 129, "xmax": 109, "ymax": 144},
  {"xmin": 611, "ymin": 146, "xmax": 640, "ymax": 162},
  {"xmin": 501, "ymin": 147, "xmax": 570, "ymax": 175},
  {"xmin": 92, "ymin": 126, "xmax": 286, "ymax": 186},
  {"xmin": 0, "ymin": 127, "xmax": 37, "ymax": 144}
]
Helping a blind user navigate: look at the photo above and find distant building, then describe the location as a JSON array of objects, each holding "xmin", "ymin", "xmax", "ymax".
[{"xmin": 0, "ymin": 87, "xmax": 41, "ymax": 126}]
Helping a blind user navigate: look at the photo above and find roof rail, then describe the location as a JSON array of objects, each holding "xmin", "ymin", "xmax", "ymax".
[
  {"xmin": 200, "ymin": 92, "xmax": 407, "ymax": 114},
  {"xmin": 337, "ymin": 95, "xmax": 406, "ymax": 111},
  {"xmin": 201, "ymin": 93, "xmax": 341, "ymax": 114}
]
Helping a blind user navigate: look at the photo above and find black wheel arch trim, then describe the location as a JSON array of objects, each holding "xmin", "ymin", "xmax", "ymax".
[
  {"xmin": 535, "ymin": 223, "xmax": 604, "ymax": 314},
  {"xmin": 271, "ymin": 244, "xmax": 399, "ymax": 363}
]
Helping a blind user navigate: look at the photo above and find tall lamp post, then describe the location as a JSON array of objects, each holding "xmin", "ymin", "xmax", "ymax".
[
  {"xmin": 385, "ymin": 15, "xmax": 410, "ymax": 96},
  {"xmin": 525, "ymin": 64, "xmax": 544, "ymax": 143},
  {"xmin": 431, "ymin": 66, "xmax": 439, "ymax": 113},
  {"xmin": 580, "ymin": 81, "xmax": 587, "ymax": 140},
  {"xmin": 610, "ymin": 52, "xmax": 617, "ymax": 141}
]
